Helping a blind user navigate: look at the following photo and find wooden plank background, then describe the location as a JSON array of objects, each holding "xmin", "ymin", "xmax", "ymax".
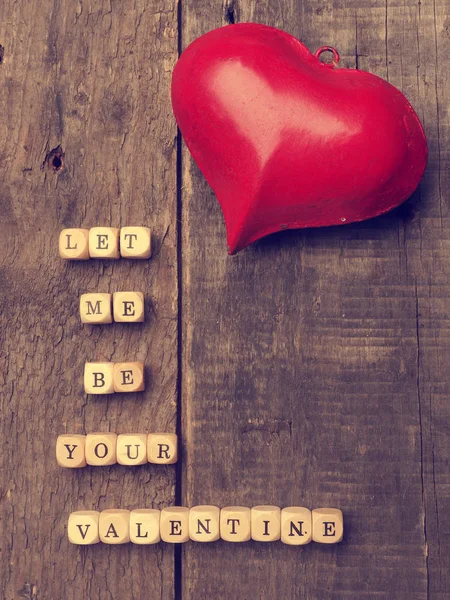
[{"xmin": 1, "ymin": 0, "xmax": 449, "ymax": 598}]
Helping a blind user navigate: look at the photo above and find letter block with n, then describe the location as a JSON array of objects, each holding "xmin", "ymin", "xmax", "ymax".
[
  {"xmin": 281, "ymin": 507, "xmax": 312, "ymax": 545},
  {"xmin": 189, "ymin": 506, "xmax": 220, "ymax": 542},
  {"xmin": 80, "ymin": 293, "xmax": 112, "ymax": 324}
]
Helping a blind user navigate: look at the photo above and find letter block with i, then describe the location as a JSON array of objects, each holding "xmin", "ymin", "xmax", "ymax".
[
  {"xmin": 130, "ymin": 509, "xmax": 160, "ymax": 544},
  {"xmin": 251, "ymin": 506, "xmax": 281, "ymax": 542},
  {"xmin": 312, "ymin": 508, "xmax": 344, "ymax": 544},
  {"xmin": 84, "ymin": 362, "xmax": 115, "ymax": 394},
  {"xmin": 59, "ymin": 229, "xmax": 90, "ymax": 260},
  {"xmin": 281, "ymin": 507, "xmax": 312, "ymax": 545},
  {"xmin": 189, "ymin": 506, "xmax": 220, "ymax": 542},
  {"xmin": 56, "ymin": 434, "xmax": 86, "ymax": 468},
  {"xmin": 80, "ymin": 293, "xmax": 112, "ymax": 324},
  {"xmin": 120, "ymin": 227, "xmax": 152, "ymax": 259},
  {"xmin": 220, "ymin": 506, "xmax": 251, "ymax": 542}
]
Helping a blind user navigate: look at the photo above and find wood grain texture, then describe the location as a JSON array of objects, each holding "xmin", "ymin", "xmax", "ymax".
[
  {"xmin": 0, "ymin": 1, "xmax": 178, "ymax": 599},
  {"xmin": 180, "ymin": 1, "xmax": 449, "ymax": 599}
]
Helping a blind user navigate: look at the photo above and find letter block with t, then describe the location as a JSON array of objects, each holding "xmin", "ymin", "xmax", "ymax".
[
  {"xmin": 80, "ymin": 293, "xmax": 112, "ymax": 324},
  {"xmin": 281, "ymin": 507, "xmax": 312, "ymax": 545},
  {"xmin": 84, "ymin": 362, "xmax": 115, "ymax": 394},
  {"xmin": 120, "ymin": 227, "xmax": 152, "ymax": 259},
  {"xmin": 56, "ymin": 434, "xmax": 86, "ymax": 468},
  {"xmin": 113, "ymin": 362, "xmax": 145, "ymax": 393},
  {"xmin": 117, "ymin": 434, "xmax": 148, "ymax": 466},
  {"xmin": 99, "ymin": 509, "xmax": 130, "ymax": 544},
  {"xmin": 68, "ymin": 511, "xmax": 100, "ymax": 545},
  {"xmin": 113, "ymin": 292, "xmax": 144, "ymax": 323},
  {"xmin": 59, "ymin": 229, "xmax": 90, "ymax": 260},
  {"xmin": 251, "ymin": 506, "xmax": 281, "ymax": 542},
  {"xmin": 85, "ymin": 433, "xmax": 117, "ymax": 466},
  {"xmin": 160, "ymin": 507, "xmax": 189, "ymax": 543},
  {"xmin": 147, "ymin": 433, "xmax": 178, "ymax": 464},
  {"xmin": 220, "ymin": 506, "xmax": 251, "ymax": 542},
  {"xmin": 312, "ymin": 508, "xmax": 343, "ymax": 544},
  {"xmin": 130, "ymin": 509, "xmax": 160, "ymax": 544},
  {"xmin": 89, "ymin": 227, "xmax": 120, "ymax": 259},
  {"xmin": 189, "ymin": 506, "xmax": 220, "ymax": 542}
]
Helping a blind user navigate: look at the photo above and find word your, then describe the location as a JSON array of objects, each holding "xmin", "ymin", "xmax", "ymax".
[
  {"xmin": 59, "ymin": 227, "xmax": 152, "ymax": 260},
  {"xmin": 68, "ymin": 506, "xmax": 343, "ymax": 545},
  {"xmin": 56, "ymin": 432, "xmax": 177, "ymax": 467},
  {"xmin": 84, "ymin": 361, "xmax": 145, "ymax": 394},
  {"xmin": 80, "ymin": 292, "xmax": 144, "ymax": 324}
]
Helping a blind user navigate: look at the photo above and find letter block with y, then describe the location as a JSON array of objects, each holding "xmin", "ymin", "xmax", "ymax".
[
  {"xmin": 56, "ymin": 434, "xmax": 86, "ymax": 468},
  {"xmin": 84, "ymin": 362, "xmax": 115, "ymax": 394},
  {"xmin": 68, "ymin": 511, "xmax": 100, "ymax": 545},
  {"xmin": 80, "ymin": 293, "xmax": 112, "ymax": 324},
  {"xmin": 88, "ymin": 227, "xmax": 120, "ymax": 259},
  {"xmin": 99, "ymin": 509, "xmax": 130, "ymax": 544},
  {"xmin": 117, "ymin": 434, "xmax": 147, "ymax": 466},
  {"xmin": 113, "ymin": 292, "xmax": 144, "ymax": 323},
  {"xmin": 189, "ymin": 506, "xmax": 220, "ymax": 542}
]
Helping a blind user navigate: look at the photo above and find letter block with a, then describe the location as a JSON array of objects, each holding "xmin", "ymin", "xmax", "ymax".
[
  {"xmin": 56, "ymin": 434, "xmax": 86, "ymax": 468},
  {"xmin": 251, "ymin": 506, "xmax": 281, "ymax": 542},
  {"xmin": 99, "ymin": 509, "xmax": 130, "ymax": 544},
  {"xmin": 130, "ymin": 509, "xmax": 161, "ymax": 544},
  {"xmin": 147, "ymin": 433, "xmax": 178, "ymax": 464},
  {"xmin": 84, "ymin": 362, "xmax": 114, "ymax": 394},
  {"xmin": 189, "ymin": 505, "xmax": 220, "ymax": 542},
  {"xmin": 113, "ymin": 292, "xmax": 144, "ymax": 323},
  {"xmin": 120, "ymin": 227, "xmax": 152, "ymax": 259},
  {"xmin": 220, "ymin": 506, "xmax": 251, "ymax": 542},
  {"xmin": 113, "ymin": 362, "xmax": 145, "ymax": 393},
  {"xmin": 85, "ymin": 433, "xmax": 117, "ymax": 466},
  {"xmin": 160, "ymin": 507, "xmax": 189, "ymax": 543},
  {"xmin": 117, "ymin": 434, "xmax": 148, "ymax": 466},
  {"xmin": 68, "ymin": 511, "xmax": 100, "ymax": 545},
  {"xmin": 312, "ymin": 508, "xmax": 344, "ymax": 544},
  {"xmin": 89, "ymin": 227, "xmax": 120, "ymax": 259},
  {"xmin": 80, "ymin": 293, "xmax": 112, "ymax": 324},
  {"xmin": 59, "ymin": 229, "xmax": 90, "ymax": 260},
  {"xmin": 281, "ymin": 507, "xmax": 312, "ymax": 545}
]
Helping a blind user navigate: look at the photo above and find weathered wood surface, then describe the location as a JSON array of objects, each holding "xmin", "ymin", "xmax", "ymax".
[
  {"xmin": 1, "ymin": 0, "xmax": 449, "ymax": 599},
  {"xmin": 0, "ymin": 2, "xmax": 178, "ymax": 599}
]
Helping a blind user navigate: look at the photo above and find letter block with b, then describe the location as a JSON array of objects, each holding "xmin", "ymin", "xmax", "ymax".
[
  {"xmin": 80, "ymin": 293, "xmax": 112, "ymax": 324},
  {"xmin": 56, "ymin": 434, "xmax": 86, "ymax": 468},
  {"xmin": 84, "ymin": 362, "xmax": 114, "ymax": 394}
]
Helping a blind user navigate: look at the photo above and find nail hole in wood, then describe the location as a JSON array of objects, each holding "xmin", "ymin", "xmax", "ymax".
[{"xmin": 44, "ymin": 145, "xmax": 64, "ymax": 172}]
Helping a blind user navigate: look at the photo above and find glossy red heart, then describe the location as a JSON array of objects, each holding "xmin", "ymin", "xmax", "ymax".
[{"xmin": 172, "ymin": 24, "xmax": 427, "ymax": 254}]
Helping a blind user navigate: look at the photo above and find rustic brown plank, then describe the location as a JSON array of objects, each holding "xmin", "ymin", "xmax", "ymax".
[
  {"xmin": 180, "ymin": 1, "xmax": 448, "ymax": 598},
  {"xmin": 0, "ymin": 1, "xmax": 178, "ymax": 599}
]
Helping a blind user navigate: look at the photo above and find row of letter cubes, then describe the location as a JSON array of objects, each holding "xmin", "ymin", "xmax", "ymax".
[
  {"xmin": 69, "ymin": 506, "xmax": 343, "ymax": 545},
  {"xmin": 59, "ymin": 227, "xmax": 151, "ymax": 260},
  {"xmin": 80, "ymin": 292, "xmax": 144, "ymax": 324},
  {"xmin": 85, "ymin": 362, "xmax": 145, "ymax": 394},
  {"xmin": 56, "ymin": 433, "xmax": 177, "ymax": 466}
]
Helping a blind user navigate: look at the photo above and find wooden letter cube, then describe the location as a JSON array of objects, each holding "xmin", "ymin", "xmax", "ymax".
[
  {"xmin": 80, "ymin": 293, "xmax": 112, "ymax": 324},
  {"xmin": 251, "ymin": 506, "xmax": 281, "ymax": 542},
  {"xmin": 220, "ymin": 506, "xmax": 251, "ymax": 542},
  {"xmin": 147, "ymin": 433, "xmax": 178, "ymax": 464},
  {"xmin": 117, "ymin": 433, "xmax": 148, "ymax": 466},
  {"xmin": 99, "ymin": 509, "xmax": 130, "ymax": 544},
  {"xmin": 59, "ymin": 229, "xmax": 90, "ymax": 260},
  {"xmin": 281, "ymin": 507, "xmax": 312, "ymax": 545},
  {"xmin": 85, "ymin": 432, "xmax": 117, "ymax": 466},
  {"xmin": 113, "ymin": 362, "xmax": 145, "ymax": 393},
  {"xmin": 56, "ymin": 434, "xmax": 86, "ymax": 468},
  {"xmin": 68, "ymin": 511, "xmax": 100, "ymax": 545},
  {"xmin": 89, "ymin": 227, "xmax": 120, "ymax": 259},
  {"xmin": 312, "ymin": 508, "xmax": 344, "ymax": 544},
  {"xmin": 130, "ymin": 509, "xmax": 161, "ymax": 544},
  {"xmin": 113, "ymin": 292, "xmax": 144, "ymax": 323},
  {"xmin": 189, "ymin": 505, "xmax": 220, "ymax": 542},
  {"xmin": 120, "ymin": 227, "xmax": 152, "ymax": 259},
  {"xmin": 160, "ymin": 507, "xmax": 189, "ymax": 543},
  {"xmin": 84, "ymin": 362, "xmax": 114, "ymax": 394}
]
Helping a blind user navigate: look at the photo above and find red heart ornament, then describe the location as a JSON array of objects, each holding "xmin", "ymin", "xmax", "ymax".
[{"xmin": 172, "ymin": 24, "xmax": 428, "ymax": 254}]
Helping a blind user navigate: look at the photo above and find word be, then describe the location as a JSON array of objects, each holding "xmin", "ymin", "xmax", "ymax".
[
  {"xmin": 68, "ymin": 506, "xmax": 343, "ymax": 546},
  {"xmin": 56, "ymin": 432, "xmax": 177, "ymax": 467},
  {"xmin": 84, "ymin": 361, "xmax": 145, "ymax": 394},
  {"xmin": 80, "ymin": 292, "xmax": 144, "ymax": 324},
  {"xmin": 59, "ymin": 227, "xmax": 151, "ymax": 260}
]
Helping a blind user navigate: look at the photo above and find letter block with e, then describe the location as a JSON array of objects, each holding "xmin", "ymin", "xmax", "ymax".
[
  {"xmin": 88, "ymin": 227, "xmax": 120, "ymax": 259},
  {"xmin": 68, "ymin": 511, "xmax": 100, "ymax": 545},
  {"xmin": 84, "ymin": 362, "xmax": 115, "ymax": 394},
  {"xmin": 80, "ymin": 293, "xmax": 112, "ymax": 324},
  {"xmin": 312, "ymin": 508, "xmax": 344, "ymax": 544},
  {"xmin": 160, "ymin": 507, "xmax": 190, "ymax": 543},
  {"xmin": 113, "ymin": 362, "xmax": 145, "ymax": 393}
]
